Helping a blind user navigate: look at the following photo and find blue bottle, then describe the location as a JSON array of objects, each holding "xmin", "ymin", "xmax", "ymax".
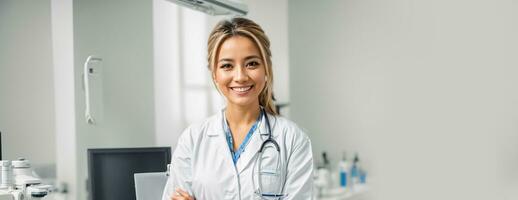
[{"xmin": 338, "ymin": 152, "xmax": 348, "ymax": 188}]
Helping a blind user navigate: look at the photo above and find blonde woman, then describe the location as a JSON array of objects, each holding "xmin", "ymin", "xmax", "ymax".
[{"xmin": 162, "ymin": 17, "xmax": 313, "ymax": 200}]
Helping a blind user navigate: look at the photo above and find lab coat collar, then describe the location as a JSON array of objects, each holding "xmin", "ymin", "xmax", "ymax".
[
  {"xmin": 206, "ymin": 108, "xmax": 278, "ymax": 174},
  {"xmin": 207, "ymin": 111, "xmax": 224, "ymax": 136},
  {"xmin": 207, "ymin": 108, "xmax": 277, "ymax": 137}
]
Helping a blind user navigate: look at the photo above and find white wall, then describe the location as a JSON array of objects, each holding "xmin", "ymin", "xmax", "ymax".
[
  {"xmin": 73, "ymin": 0, "xmax": 156, "ymax": 199},
  {"xmin": 289, "ymin": 0, "xmax": 518, "ymax": 199},
  {"xmin": 153, "ymin": 0, "xmax": 183, "ymax": 147},
  {"xmin": 0, "ymin": 0, "xmax": 56, "ymax": 176},
  {"xmin": 51, "ymin": 0, "xmax": 77, "ymax": 199}
]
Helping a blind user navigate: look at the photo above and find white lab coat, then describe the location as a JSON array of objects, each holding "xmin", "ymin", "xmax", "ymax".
[{"xmin": 162, "ymin": 111, "xmax": 314, "ymax": 200}]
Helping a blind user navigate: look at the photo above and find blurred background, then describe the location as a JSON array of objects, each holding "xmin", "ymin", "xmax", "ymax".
[{"xmin": 0, "ymin": 0, "xmax": 517, "ymax": 200}]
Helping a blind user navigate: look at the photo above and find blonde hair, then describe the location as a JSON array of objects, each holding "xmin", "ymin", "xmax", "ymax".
[{"xmin": 207, "ymin": 17, "xmax": 277, "ymax": 115}]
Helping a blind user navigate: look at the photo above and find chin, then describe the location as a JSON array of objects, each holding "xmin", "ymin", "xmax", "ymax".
[{"xmin": 228, "ymin": 98, "xmax": 258, "ymax": 108}]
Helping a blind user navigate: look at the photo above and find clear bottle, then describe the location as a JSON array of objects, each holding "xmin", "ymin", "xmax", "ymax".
[
  {"xmin": 350, "ymin": 153, "xmax": 360, "ymax": 186},
  {"xmin": 322, "ymin": 152, "xmax": 330, "ymax": 170},
  {"xmin": 315, "ymin": 152, "xmax": 332, "ymax": 197},
  {"xmin": 0, "ymin": 160, "xmax": 13, "ymax": 189}
]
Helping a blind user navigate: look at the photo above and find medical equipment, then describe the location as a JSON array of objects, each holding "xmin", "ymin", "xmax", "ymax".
[
  {"xmin": 0, "ymin": 159, "xmax": 52, "ymax": 200},
  {"xmin": 83, "ymin": 55, "xmax": 103, "ymax": 125},
  {"xmin": 251, "ymin": 108, "xmax": 286, "ymax": 199},
  {"xmin": 167, "ymin": 0, "xmax": 248, "ymax": 16},
  {"xmin": 314, "ymin": 167, "xmax": 331, "ymax": 198}
]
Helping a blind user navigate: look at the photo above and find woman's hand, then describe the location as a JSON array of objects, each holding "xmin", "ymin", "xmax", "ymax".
[{"xmin": 171, "ymin": 188, "xmax": 195, "ymax": 200}]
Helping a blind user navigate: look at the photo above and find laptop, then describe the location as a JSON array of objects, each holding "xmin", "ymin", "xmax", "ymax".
[{"xmin": 134, "ymin": 172, "xmax": 168, "ymax": 200}]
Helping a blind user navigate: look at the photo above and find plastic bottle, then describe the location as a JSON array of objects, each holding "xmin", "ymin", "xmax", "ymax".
[
  {"xmin": 322, "ymin": 152, "xmax": 330, "ymax": 170},
  {"xmin": 0, "ymin": 160, "xmax": 13, "ymax": 189},
  {"xmin": 359, "ymin": 168, "xmax": 367, "ymax": 184},
  {"xmin": 337, "ymin": 152, "xmax": 348, "ymax": 188},
  {"xmin": 314, "ymin": 152, "xmax": 332, "ymax": 197},
  {"xmin": 350, "ymin": 153, "xmax": 360, "ymax": 186}
]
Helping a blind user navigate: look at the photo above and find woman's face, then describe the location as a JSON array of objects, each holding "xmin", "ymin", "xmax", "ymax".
[{"xmin": 213, "ymin": 35, "xmax": 266, "ymax": 108}]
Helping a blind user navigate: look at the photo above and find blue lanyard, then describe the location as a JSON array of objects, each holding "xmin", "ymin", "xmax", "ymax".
[{"xmin": 224, "ymin": 111, "xmax": 263, "ymax": 164}]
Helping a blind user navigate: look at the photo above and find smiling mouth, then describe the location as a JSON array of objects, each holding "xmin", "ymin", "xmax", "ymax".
[{"xmin": 230, "ymin": 85, "xmax": 253, "ymax": 92}]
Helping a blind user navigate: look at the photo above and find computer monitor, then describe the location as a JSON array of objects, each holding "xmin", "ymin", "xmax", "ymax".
[{"xmin": 87, "ymin": 147, "xmax": 171, "ymax": 200}]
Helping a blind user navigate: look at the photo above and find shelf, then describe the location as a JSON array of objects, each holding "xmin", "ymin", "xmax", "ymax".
[{"xmin": 317, "ymin": 184, "xmax": 369, "ymax": 200}]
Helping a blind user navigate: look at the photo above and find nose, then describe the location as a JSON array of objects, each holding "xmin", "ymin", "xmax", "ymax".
[{"xmin": 234, "ymin": 65, "xmax": 249, "ymax": 82}]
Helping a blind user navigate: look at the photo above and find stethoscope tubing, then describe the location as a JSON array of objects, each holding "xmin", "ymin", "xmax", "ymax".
[{"xmin": 252, "ymin": 108, "xmax": 285, "ymax": 199}]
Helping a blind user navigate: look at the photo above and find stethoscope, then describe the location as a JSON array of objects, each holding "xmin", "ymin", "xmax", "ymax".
[
  {"xmin": 222, "ymin": 107, "xmax": 286, "ymax": 199},
  {"xmin": 251, "ymin": 108, "xmax": 286, "ymax": 199}
]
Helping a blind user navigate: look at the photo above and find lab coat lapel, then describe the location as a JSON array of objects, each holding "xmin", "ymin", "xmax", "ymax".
[
  {"xmin": 235, "ymin": 130, "xmax": 264, "ymax": 174},
  {"xmin": 208, "ymin": 111, "xmax": 236, "ymax": 172},
  {"xmin": 235, "ymin": 113, "xmax": 276, "ymax": 174}
]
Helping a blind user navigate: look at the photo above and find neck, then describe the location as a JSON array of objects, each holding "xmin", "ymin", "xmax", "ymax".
[{"xmin": 225, "ymin": 103, "xmax": 261, "ymax": 126}]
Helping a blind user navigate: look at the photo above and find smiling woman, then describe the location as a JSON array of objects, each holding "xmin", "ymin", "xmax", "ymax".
[
  {"xmin": 208, "ymin": 17, "xmax": 276, "ymax": 115},
  {"xmin": 161, "ymin": 17, "xmax": 314, "ymax": 200},
  {"xmin": 213, "ymin": 35, "xmax": 267, "ymax": 113}
]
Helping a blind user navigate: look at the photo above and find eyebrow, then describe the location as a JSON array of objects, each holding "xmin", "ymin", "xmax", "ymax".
[{"xmin": 218, "ymin": 55, "xmax": 262, "ymax": 63}]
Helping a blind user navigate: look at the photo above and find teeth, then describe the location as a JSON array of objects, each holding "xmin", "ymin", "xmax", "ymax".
[{"xmin": 232, "ymin": 86, "xmax": 252, "ymax": 92}]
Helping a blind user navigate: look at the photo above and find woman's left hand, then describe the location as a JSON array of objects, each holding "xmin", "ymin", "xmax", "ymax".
[{"xmin": 172, "ymin": 188, "xmax": 195, "ymax": 200}]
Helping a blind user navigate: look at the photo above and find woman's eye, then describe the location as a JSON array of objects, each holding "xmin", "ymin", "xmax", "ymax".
[
  {"xmin": 246, "ymin": 61, "xmax": 260, "ymax": 68},
  {"xmin": 220, "ymin": 63, "xmax": 232, "ymax": 69}
]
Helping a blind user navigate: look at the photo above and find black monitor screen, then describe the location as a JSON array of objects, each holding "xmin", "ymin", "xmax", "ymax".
[{"xmin": 87, "ymin": 147, "xmax": 171, "ymax": 200}]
